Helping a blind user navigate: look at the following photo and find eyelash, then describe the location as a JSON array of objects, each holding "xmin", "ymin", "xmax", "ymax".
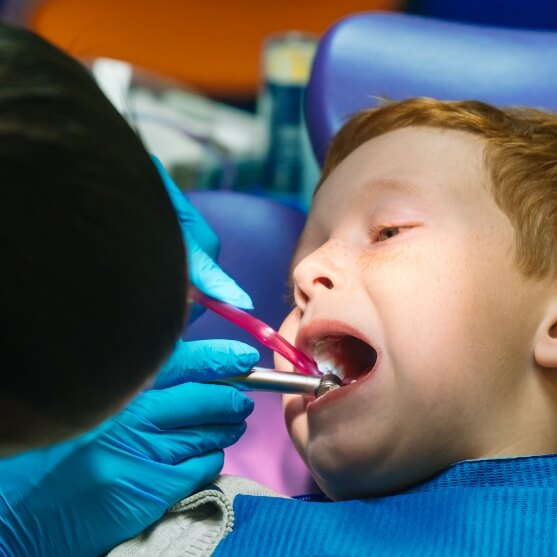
[{"xmin": 370, "ymin": 224, "xmax": 404, "ymax": 242}]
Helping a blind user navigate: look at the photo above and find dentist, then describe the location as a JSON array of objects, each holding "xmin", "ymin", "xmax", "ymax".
[{"xmin": 0, "ymin": 23, "xmax": 258, "ymax": 557}]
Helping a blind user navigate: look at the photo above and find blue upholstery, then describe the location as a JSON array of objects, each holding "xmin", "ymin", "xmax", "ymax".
[{"xmin": 305, "ymin": 12, "xmax": 557, "ymax": 164}]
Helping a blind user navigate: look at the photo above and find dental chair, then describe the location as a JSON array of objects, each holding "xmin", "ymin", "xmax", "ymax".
[
  {"xmin": 305, "ymin": 12, "xmax": 557, "ymax": 164},
  {"xmin": 185, "ymin": 191, "xmax": 316, "ymax": 495}
]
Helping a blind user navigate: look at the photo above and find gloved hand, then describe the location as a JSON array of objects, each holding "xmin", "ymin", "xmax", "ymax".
[
  {"xmin": 0, "ymin": 159, "xmax": 261, "ymax": 557},
  {"xmin": 0, "ymin": 380, "xmax": 255, "ymax": 557},
  {"xmin": 151, "ymin": 155, "xmax": 253, "ymax": 314},
  {"xmin": 150, "ymin": 154, "xmax": 261, "ymax": 389}
]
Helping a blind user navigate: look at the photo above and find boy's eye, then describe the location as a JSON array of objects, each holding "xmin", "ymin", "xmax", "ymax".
[{"xmin": 377, "ymin": 226, "xmax": 402, "ymax": 242}]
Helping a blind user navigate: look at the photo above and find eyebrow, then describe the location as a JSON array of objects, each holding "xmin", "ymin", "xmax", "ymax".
[{"xmin": 362, "ymin": 177, "xmax": 433, "ymax": 201}]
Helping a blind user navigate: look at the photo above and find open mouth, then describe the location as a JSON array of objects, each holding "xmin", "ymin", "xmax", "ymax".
[{"xmin": 311, "ymin": 335, "xmax": 378, "ymax": 383}]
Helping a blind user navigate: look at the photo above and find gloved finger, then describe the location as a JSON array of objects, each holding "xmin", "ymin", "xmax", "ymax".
[
  {"xmin": 153, "ymin": 156, "xmax": 254, "ymax": 312},
  {"xmin": 130, "ymin": 383, "xmax": 255, "ymax": 429},
  {"xmin": 127, "ymin": 422, "xmax": 248, "ymax": 465},
  {"xmin": 151, "ymin": 155, "xmax": 219, "ymax": 258},
  {"xmin": 156, "ymin": 450, "xmax": 225, "ymax": 506},
  {"xmin": 186, "ymin": 231, "xmax": 253, "ymax": 310},
  {"xmin": 153, "ymin": 339, "xmax": 260, "ymax": 389}
]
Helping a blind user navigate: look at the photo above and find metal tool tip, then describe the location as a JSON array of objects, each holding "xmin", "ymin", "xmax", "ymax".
[{"xmin": 315, "ymin": 373, "xmax": 343, "ymax": 398}]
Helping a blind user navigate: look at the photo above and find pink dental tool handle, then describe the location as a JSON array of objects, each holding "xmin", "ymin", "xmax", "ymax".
[{"xmin": 190, "ymin": 288, "xmax": 321, "ymax": 376}]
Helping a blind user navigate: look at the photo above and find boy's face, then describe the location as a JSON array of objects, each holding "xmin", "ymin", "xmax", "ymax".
[{"xmin": 278, "ymin": 127, "xmax": 550, "ymax": 499}]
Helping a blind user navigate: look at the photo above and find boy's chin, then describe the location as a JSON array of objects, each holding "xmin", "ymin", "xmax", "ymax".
[{"xmin": 303, "ymin": 430, "xmax": 456, "ymax": 500}]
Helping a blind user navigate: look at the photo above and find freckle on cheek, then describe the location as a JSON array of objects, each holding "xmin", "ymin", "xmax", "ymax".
[{"xmin": 358, "ymin": 250, "xmax": 409, "ymax": 269}]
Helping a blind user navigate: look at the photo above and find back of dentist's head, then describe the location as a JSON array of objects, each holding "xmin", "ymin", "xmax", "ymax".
[{"xmin": 0, "ymin": 23, "xmax": 186, "ymax": 454}]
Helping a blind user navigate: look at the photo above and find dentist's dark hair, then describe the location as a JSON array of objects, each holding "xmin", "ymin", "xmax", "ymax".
[{"xmin": 0, "ymin": 23, "xmax": 187, "ymax": 449}]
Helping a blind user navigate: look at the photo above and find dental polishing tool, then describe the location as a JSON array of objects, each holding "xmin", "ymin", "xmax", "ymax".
[{"xmin": 209, "ymin": 367, "xmax": 343, "ymax": 397}]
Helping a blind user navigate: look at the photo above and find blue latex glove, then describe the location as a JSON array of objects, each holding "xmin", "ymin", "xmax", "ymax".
[
  {"xmin": 150, "ymin": 154, "xmax": 261, "ymax": 389},
  {"xmin": 0, "ymin": 380, "xmax": 255, "ymax": 557},
  {"xmin": 153, "ymin": 338, "xmax": 259, "ymax": 389},
  {"xmin": 151, "ymin": 155, "xmax": 253, "ymax": 313}
]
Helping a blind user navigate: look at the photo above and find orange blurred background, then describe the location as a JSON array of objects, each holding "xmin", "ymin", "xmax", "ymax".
[{"xmin": 31, "ymin": 0, "xmax": 403, "ymax": 99}]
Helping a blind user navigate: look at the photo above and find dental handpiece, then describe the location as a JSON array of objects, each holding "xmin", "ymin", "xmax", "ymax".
[{"xmin": 209, "ymin": 367, "xmax": 343, "ymax": 398}]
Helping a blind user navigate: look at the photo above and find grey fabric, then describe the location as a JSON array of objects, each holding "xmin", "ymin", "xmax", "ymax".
[{"xmin": 107, "ymin": 475, "xmax": 286, "ymax": 557}]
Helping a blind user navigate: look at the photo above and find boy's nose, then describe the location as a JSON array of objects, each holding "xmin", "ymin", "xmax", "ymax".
[{"xmin": 292, "ymin": 242, "xmax": 346, "ymax": 309}]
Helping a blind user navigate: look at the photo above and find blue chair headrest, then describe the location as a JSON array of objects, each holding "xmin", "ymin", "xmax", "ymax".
[{"xmin": 306, "ymin": 13, "xmax": 557, "ymax": 164}]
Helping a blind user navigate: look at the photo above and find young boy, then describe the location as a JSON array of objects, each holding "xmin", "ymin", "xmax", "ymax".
[
  {"xmin": 279, "ymin": 97, "xmax": 557, "ymax": 502},
  {"xmin": 109, "ymin": 98, "xmax": 557, "ymax": 556}
]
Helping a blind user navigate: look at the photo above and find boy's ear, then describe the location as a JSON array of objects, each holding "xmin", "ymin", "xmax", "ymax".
[{"xmin": 534, "ymin": 301, "xmax": 557, "ymax": 369}]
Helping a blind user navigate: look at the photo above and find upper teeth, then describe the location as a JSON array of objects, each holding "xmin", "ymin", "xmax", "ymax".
[
  {"xmin": 314, "ymin": 356, "xmax": 338, "ymax": 374},
  {"xmin": 313, "ymin": 337, "xmax": 346, "ymax": 379}
]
